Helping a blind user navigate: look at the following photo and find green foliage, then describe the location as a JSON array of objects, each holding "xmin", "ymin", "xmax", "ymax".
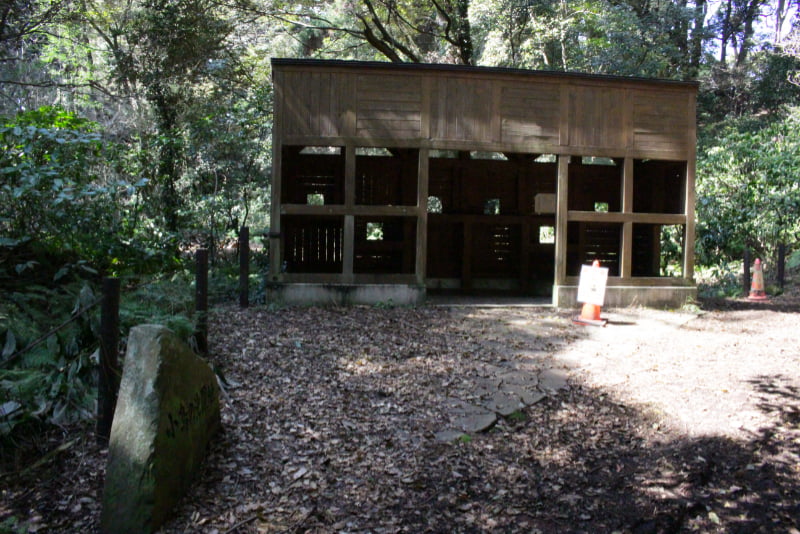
[
  {"xmin": 457, "ymin": 433, "xmax": 473, "ymax": 444},
  {"xmin": 696, "ymin": 263, "xmax": 744, "ymax": 298},
  {"xmin": 696, "ymin": 108, "xmax": 800, "ymax": 265},
  {"xmin": 120, "ymin": 273, "xmax": 198, "ymax": 342},
  {"xmin": 0, "ymin": 515, "xmax": 26, "ymax": 534},
  {"xmin": 0, "ymin": 107, "xmax": 160, "ymax": 273},
  {"xmin": 0, "ymin": 276, "xmax": 99, "ymax": 435}
]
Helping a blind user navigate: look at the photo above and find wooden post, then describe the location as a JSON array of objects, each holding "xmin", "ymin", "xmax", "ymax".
[
  {"xmin": 554, "ymin": 155, "xmax": 569, "ymax": 290},
  {"xmin": 777, "ymin": 243, "xmax": 786, "ymax": 288},
  {"xmin": 97, "ymin": 276, "xmax": 120, "ymax": 445},
  {"xmin": 195, "ymin": 248, "xmax": 209, "ymax": 356},
  {"xmin": 239, "ymin": 226, "xmax": 249, "ymax": 308},
  {"xmin": 620, "ymin": 157, "xmax": 633, "ymax": 279},
  {"xmin": 743, "ymin": 247, "xmax": 751, "ymax": 297},
  {"xmin": 415, "ymin": 148, "xmax": 429, "ymax": 286}
]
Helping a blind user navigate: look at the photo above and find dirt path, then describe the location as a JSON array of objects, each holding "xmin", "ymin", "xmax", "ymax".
[
  {"xmin": 556, "ymin": 305, "xmax": 800, "ymax": 440},
  {"xmin": 2, "ymin": 296, "xmax": 799, "ymax": 533}
]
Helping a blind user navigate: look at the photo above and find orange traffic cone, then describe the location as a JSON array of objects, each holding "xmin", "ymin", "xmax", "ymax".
[
  {"xmin": 748, "ymin": 258, "xmax": 768, "ymax": 301},
  {"xmin": 573, "ymin": 260, "xmax": 608, "ymax": 326}
]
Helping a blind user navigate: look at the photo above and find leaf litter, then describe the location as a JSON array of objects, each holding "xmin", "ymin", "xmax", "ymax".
[{"xmin": 1, "ymin": 298, "xmax": 799, "ymax": 533}]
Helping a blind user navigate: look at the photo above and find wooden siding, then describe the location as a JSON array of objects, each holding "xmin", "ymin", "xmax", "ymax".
[
  {"xmin": 430, "ymin": 77, "xmax": 494, "ymax": 142},
  {"xmin": 282, "ymin": 71, "xmax": 349, "ymax": 137},
  {"xmin": 271, "ymin": 60, "xmax": 697, "ymax": 295},
  {"xmin": 356, "ymin": 74, "xmax": 423, "ymax": 139},
  {"xmin": 632, "ymin": 90, "xmax": 690, "ymax": 154},
  {"xmin": 275, "ymin": 61, "xmax": 696, "ymax": 159},
  {"xmin": 500, "ymin": 82, "xmax": 560, "ymax": 145},
  {"xmin": 565, "ymin": 86, "xmax": 625, "ymax": 149}
]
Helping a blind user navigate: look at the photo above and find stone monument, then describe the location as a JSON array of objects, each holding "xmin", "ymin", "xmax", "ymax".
[{"xmin": 101, "ymin": 325, "xmax": 221, "ymax": 534}]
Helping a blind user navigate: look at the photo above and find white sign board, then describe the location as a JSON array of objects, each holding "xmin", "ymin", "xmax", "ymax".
[{"xmin": 576, "ymin": 264, "xmax": 609, "ymax": 306}]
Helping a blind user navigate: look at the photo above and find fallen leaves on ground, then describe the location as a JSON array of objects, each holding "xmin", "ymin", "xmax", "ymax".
[{"xmin": 2, "ymin": 302, "xmax": 799, "ymax": 533}]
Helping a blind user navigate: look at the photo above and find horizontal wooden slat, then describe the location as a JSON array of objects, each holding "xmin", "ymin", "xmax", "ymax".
[
  {"xmin": 357, "ymin": 119, "xmax": 421, "ymax": 130},
  {"xmin": 568, "ymin": 211, "xmax": 686, "ymax": 224},
  {"xmin": 275, "ymin": 63, "xmax": 696, "ymax": 156},
  {"xmin": 282, "ymin": 204, "xmax": 421, "ymax": 216}
]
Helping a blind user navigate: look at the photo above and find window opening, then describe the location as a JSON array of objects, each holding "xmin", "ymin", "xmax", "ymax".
[
  {"xmin": 582, "ymin": 156, "xmax": 616, "ymax": 166},
  {"xmin": 534, "ymin": 154, "xmax": 557, "ymax": 163},
  {"xmin": 427, "ymin": 196, "xmax": 443, "ymax": 214},
  {"xmin": 484, "ymin": 199, "xmax": 501, "ymax": 215},
  {"xmin": 660, "ymin": 225, "xmax": 683, "ymax": 277},
  {"xmin": 539, "ymin": 226, "xmax": 555, "ymax": 244},
  {"xmin": 471, "ymin": 151, "xmax": 508, "ymax": 160},
  {"xmin": 430, "ymin": 149, "xmax": 459, "ymax": 158},
  {"xmin": 307, "ymin": 193, "xmax": 324, "ymax": 205},
  {"xmin": 299, "ymin": 146, "xmax": 341, "ymax": 155},
  {"xmin": 356, "ymin": 147, "xmax": 393, "ymax": 156},
  {"xmin": 594, "ymin": 202, "xmax": 609, "ymax": 212},
  {"xmin": 366, "ymin": 222, "xmax": 384, "ymax": 241}
]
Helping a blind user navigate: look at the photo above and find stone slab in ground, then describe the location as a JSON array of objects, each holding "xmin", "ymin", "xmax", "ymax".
[
  {"xmin": 538, "ymin": 368, "xmax": 569, "ymax": 392},
  {"xmin": 101, "ymin": 325, "xmax": 221, "ymax": 534}
]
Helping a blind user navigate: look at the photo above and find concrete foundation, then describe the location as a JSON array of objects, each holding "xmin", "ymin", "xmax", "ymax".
[
  {"xmin": 266, "ymin": 283, "xmax": 426, "ymax": 306},
  {"xmin": 553, "ymin": 285, "xmax": 697, "ymax": 309}
]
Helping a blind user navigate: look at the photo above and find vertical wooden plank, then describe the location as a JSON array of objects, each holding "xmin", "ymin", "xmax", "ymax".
[
  {"xmin": 345, "ymin": 144, "xmax": 355, "ymax": 208},
  {"xmin": 343, "ymin": 72, "xmax": 356, "ymax": 137},
  {"xmin": 491, "ymin": 83, "xmax": 502, "ymax": 144},
  {"xmin": 421, "ymin": 77, "xmax": 431, "ymax": 140},
  {"xmin": 309, "ymin": 71, "xmax": 320, "ymax": 135},
  {"xmin": 623, "ymin": 89, "xmax": 634, "ymax": 150},
  {"xmin": 620, "ymin": 157, "xmax": 634, "ymax": 279},
  {"xmin": 343, "ymin": 141, "xmax": 356, "ymax": 283},
  {"xmin": 622, "ymin": 157, "xmax": 634, "ymax": 213},
  {"xmin": 343, "ymin": 215, "xmax": 354, "ymax": 283},
  {"xmin": 97, "ymin": 276, "xmax": 120, "ymax": 444},
  {"xmin": 554, "ymin": 155, "xmax": 569, "ymax": 285},
  {"xmin": 621, "ymin": 223, "xmax": 633, "ymax": 279},
  {"xmin": 269, "ymin": 69, "xmax": 284, "ymax": 281},
  {"xmin": 415, "ymin": 148, "xmax": 429, "ymax": 285},
  {"xmin": 559, "ymin": 84, "xmax": 570, "ymax": 146},
  {"xmin": 683, "ymin": 92, "xmax": 697, "ymax": 281}
]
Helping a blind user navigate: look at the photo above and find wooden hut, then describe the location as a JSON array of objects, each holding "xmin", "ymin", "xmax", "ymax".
[{"xmin": 268, "ymin": 58, "xmax": 698, "ymax": 307}]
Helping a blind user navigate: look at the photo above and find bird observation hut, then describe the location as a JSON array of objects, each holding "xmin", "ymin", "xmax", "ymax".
[{"xmin": 268, "ymin": 58, "xmax": 698, "ymax": 307}]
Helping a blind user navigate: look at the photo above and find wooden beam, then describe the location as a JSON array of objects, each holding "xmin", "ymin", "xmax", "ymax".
[
  {"xmin": 269, "ymin": 70, "xmax": 284, "ymax": 282},
  {"xmin": 345, "ymin": 144, "xmax": 355, "ymax": 209},
  {"xmin": 554, "ymin": 155, "xmax": 569, "ymax": 285},
  {"xmin": 282, "ymin": 204, "xmax": 419, "ymax": 216},
  {"xmin": 415, "ymin": 148, "xmax": 429, "ymax": 285},
  {"xmin": 621, "ymin": 222, "xmax": 633, "ymax": 279},
  {"xmin": 683, "ymin": 93, "xmax": 697, "ymax": 281},
  {"xmin": 568, "ymin": 211, "xmax": 686, "ymax": 225},
  {"xmin": 620, "ymin": 157, "xmax": 634, "ymax": 278}
]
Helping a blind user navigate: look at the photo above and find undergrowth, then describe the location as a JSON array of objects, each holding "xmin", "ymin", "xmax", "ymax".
[{"xmin": 0, "ymin": 244, "xmax": 267, "ymax": 464}]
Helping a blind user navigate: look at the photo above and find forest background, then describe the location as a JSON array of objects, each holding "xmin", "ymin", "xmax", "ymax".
[{"xmin": 2, "ymin": 0, "xmax": 800, "ymax": 446}]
